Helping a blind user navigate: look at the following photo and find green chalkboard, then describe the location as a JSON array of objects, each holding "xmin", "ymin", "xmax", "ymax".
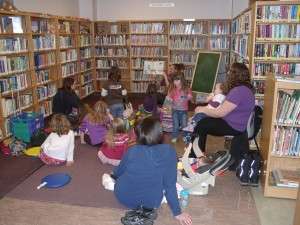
[{"xmin": 191, "ymin": 51, "xmax": 221, "ymax": 94}]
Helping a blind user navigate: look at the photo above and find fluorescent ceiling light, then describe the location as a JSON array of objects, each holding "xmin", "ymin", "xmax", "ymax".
[
  {"xmin": 183, "ymin": 19, "xmax": 195, "ymax": 21},
  {"xmin": 149, "ymin": 3, "xmax": 175, "ymax": 7}
]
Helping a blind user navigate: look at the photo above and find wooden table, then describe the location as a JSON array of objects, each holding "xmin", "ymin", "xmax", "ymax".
[{"xmin": 294, "ymin": 187, "xmax": 300, "ymax": 225}]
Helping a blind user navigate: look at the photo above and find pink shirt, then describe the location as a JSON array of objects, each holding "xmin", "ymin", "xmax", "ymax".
[{"xmin": 169, "ymin": 88, "xmax": 192, "ymax": 111}]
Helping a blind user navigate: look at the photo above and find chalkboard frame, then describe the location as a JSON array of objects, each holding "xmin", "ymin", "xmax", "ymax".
[{"xmin": 190, "ymin": 51, "xmax": 221, "ymax": 94}]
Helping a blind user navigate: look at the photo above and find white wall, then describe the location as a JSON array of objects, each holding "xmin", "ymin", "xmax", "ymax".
[
  {"xmin": 232, "ymin": 0, "xmax": 249, "ymax": 18},
  {"xmin": 78, "ymin": 0, "xmax": 94, "ymax": 20},
  {"xmin": 14, "ymin": 0, "xmax": 79, "ymax": 17},
  {"xmin": 96, "ymin": 0, "xmax": 234, "ymax": 20}
]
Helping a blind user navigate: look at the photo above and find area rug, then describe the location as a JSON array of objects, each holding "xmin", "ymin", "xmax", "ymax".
[{"xmin": 0, "ymin": 154, "xmax": 44, "ymax": 198}]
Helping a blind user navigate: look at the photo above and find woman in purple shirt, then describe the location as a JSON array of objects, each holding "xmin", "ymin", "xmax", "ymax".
[{"xmin": 192, "ymin": 63, "xmax": 255, "ymax": 170}]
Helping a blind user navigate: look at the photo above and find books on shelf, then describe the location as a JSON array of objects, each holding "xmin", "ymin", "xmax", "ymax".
[
  {"xmin": 130, "ymin": 23, "xmax": 166, "ymax": 34},
  {"xmin": 254, "ymin": 63, "xmax": 300, "ymax": 77},
  {"xmin": 210, "ymin": 22, "xmax": 230, "ymax": 35},
  {"xmin": 276, "ymin": 90, "xmax": 300, "ymax": 124},
  {"xmin": 95, "ymin": 35, "xmax": 127, "ymax": 46},
  {"xmin": 96, "ymin": 59, "xmax": 128, "ymax": 69},
  {"xmin": 232, "ymin": 11, "xmax": 251, "ymax": 34},
  {"xmin": 170, "ymin": 22, "xmax": 207, "ymax": 35},
  {"xmin": 209, "ymin": 37, "xmax": 230, "ymax": 50},
  {"xmin": 170, "ymin": 52, "xmax": 197, "ymax": 64},
  {"xmin": 79, "ymin": 23, "xmax": 91, "ymax": 34},
  {"xmin": 81, "ymin": 72, "xmax": 93, "ymax": 84},
  {"xmin": 59, "ymin": 21, "xmax": 75, "ymax": 33},
  {"xmin": 256, "ymin": 24, "xmax": 300, "ymax": 40},
  {"xmin": 1, "ymin": 93, "xmax": 32, "ymax": 117},
  {"xmin": 0, "ymin": 37, "xmax": 27, "ymax": 53},
  {"xmin": 80, "ymin": 48, "xmax": 91, "ymax": 58},
  {"xmin": 35, "ymin": 69, "xmax": 50, "ymax": 84},
  {"xmin": 80, "ymin": 35, "xmax": 91, "ymax": 47},
  {"xmin": 131, "ymin": 47, "xmax": 166, "ymax": 57},
  {"xmin": 31, "ymin": 19, "xmax": 55, "ymax": 33},
  {"xmin": 272, "ymin": 169, "xmax": 300, "ymax": 188},
  {"xmin": 0, "ymin": 16, "xmax": 23, "ymax": 34},
  {"xmin": 143, "ymin": 60, "xmax": 165, "ymax": 75},
  {"xmin": 132, "ymin": 71, "xmax": 152, "ymax": 81},
  {"xmin": 82, "ymin": 82, "xmax": 94, "ymax": 96},
  {"xmin": 170, "ymin": 36, "xmax": 207, "ymax": 49},
  {"xmin": 253, "ymin": 80, "xmax": 265, "ymax": 95},
  {"xmin": 80, "ymin": 60, "xmax": 92, "ymax": 72},
  {"xmin": 232, "ymin": 35, "xmax": 248, "ymax": 58},
  {"xmin": 62, "ymin": 62, "xmax": 77, "ymax": 77},
  {"xmin": 131, "ymin": 35, "xmax": 167, "ymax": 45},
  {"xmin": 257, "ymin": 5, "xmax": 300, "ymax": 21},
  {"xmin": 60, "ymin": 36, "xmax": 75, "ymax": 48},
  {"xmin": 96, "ymin": 71, "xmax": 108, "ymax": 80},
  {"xmin": 255, "ymin": 43, "xmax": 300, "ymax": 58},
  {"xmin": 38, "ymin": 100, "xmax": 52, "ymax": 117},
  {"xmin": 36, "ymin": 83, "xmax": 56, "ymax": 101},
  {"xmin": 96, "ymin": 47, "xmax": 128, "ymax": 57},
  {"xmin": 33, "ymin": 35, "xmax": 56, "ymax": 50},
  {"xmin": 0, "ymin": 73, "xmax": 28, "ymax": 94},
  {"xmin": 0, "ymin": 56, "xmax": 28, "ymax": 74},
  {"xmin": 34, "ymin": 52, "xmax": 55, "ymax": 68},
  {"xmin": 60, "ymin": 49, "xmax": 77, "ymax": 63}
]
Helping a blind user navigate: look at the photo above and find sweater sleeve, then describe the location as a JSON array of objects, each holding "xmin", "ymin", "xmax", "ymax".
[
  {"xmin": 79, "ymin": 116, "xmax": 88, "ymax": 133},
  {"xmin": 66, "ymin": 131, "xmax": 75, "ymax": 162},
  {"xmin": 163, "ymin": 148, "xmax": 181, "ymax": 216},
  {"xmin": 113, "ymin": 149, "xmax": 130, "ymax": 178},
  {"xmin": 41, "ymin": 132, "xmax": 54, "ymax": 151}
]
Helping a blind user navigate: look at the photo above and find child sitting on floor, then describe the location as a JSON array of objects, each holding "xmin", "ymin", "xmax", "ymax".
[
  {"xmin": 183, "ymin": 83, "xmax": 226, "ymax": 143},
  {"xmin": 39, "ymin": 114, "xmax": 75, "ymax": 166},
  {"xmin": 79, "ymin": 101, "xmax": 113, "ymax": 146},
  {"xmin": 98, "ymin": 118, "xmax": 135, "ymax": 166},
  {"xmin": 138, "ymin": 83, "xmax": 160, "ymax": 118}
]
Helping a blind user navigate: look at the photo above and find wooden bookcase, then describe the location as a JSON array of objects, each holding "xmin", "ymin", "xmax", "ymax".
[
  {"xmin": 230, "ymin": 8, "xmax": 251, "ymax": 65},
  {"xmin": 94, "ymin": 21, "xmax": 130, "ymax": 91},
  {"xmin": 0, "ymin": 11, "xmax": 94, "ymax": 141},
  {"xmin": 249, "ymin": 1, "xmax": 300, "ymax": 106},
  {"xmin": 261, "ymin": 76, "xmax": 300, "ymax": 199}
]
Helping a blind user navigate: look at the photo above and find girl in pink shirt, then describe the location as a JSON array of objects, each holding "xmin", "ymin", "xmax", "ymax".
[{"xmin": 167, "ymin": 72, "xmax": 193, "ymax": 143}]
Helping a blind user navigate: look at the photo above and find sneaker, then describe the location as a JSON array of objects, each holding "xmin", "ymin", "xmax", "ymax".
[
  {"xmin": 125, "ymin": 206, "xmax": 158, "ymax": 220},
  {"xmin": 171, "ymin": 138, "xmax": 177, "ymax": 143},
  {"xmin": 121, "ymin": 213, "xmax": 154, "ymax": 225}
]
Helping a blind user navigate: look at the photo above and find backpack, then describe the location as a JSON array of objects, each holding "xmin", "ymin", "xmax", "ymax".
[
  {"xmin": 236, "ymin": 150, "xmax": 261, "ymax": 186},
  {"xmin": 29, "ymin": 129, "xmax": 49, "ymax": 147}
]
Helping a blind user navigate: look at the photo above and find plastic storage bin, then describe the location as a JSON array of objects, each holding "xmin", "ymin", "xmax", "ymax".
[{"xmin": 10, "ymin": 112, "xmax": 44, "ymax": 143}]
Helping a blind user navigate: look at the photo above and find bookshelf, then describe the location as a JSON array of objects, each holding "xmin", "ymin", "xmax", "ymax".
[
  {"xmin": 94, "ymin": 21, "xmax": 130, "ymax": 91},
  {"xmin": 249, "ymin": 1, "xmax": 300, "ymax": 105},
  {"xmin": 261, "ymin": 76, "xmax": 300, "ymax": 199},
  {"xmin": 130, "ymin": 20, "xmax": 168, "ymax": 93},
  {"xmin": 230, "ymin": 8, "xmax": 251, "ymax": 65}
]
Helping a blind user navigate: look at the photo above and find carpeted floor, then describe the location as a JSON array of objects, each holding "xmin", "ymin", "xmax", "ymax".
[{"xmin": 0, "ymin": 154, "xmax": 44, "ymax": 198}]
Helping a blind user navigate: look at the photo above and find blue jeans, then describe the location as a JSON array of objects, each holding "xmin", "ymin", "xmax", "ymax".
[
  {"xmin": 183, "ymin": 113, "xmax": 207, "ymax": 143},
  {"xmin": 192, "ymin": 113, "xmax": 207, "ymax": 124},
  {"xmin": 109, "ymin": 103, "xmax": 124, "ymax": 118},
  {"xmin": 172, "ymin": 110, "xmax": 188, "ymax": 139}
]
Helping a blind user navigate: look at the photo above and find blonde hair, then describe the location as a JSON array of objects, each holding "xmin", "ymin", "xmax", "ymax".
[
  {"xmin": 86, "ymin": 101, "xmax": 108, "ymax": 125},
  {"xmin": 50, "ymin": 114, "xmax": 71, "ymax": 136},
  {"xmin": 105, "ymin": 118, "xmax": 126, "ymax": 147}
]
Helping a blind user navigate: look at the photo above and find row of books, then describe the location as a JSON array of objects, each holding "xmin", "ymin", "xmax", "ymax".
[
  {"xmin": 96, "ymin": 59, "xmax": 128, "ymax": 69},
  {"xmin": 131, "ymin": 81, "xmax": 150, "ymax": 93},
  {"xmin": 170, "ymin": 22, "xmax": 206, "ymax": 35},
  {"xmin": 80, "ymin": 35, "xmax": 91, "ymax": 47},
  {"xmin": 210, "ymin": 38, "xmax": 230, "ymax": 49},
  {"xmin": 79, "ymin": 24, "xmax": 91, "ymax": 34},
  {"xmin": 132, "ymin": 58, "xmax": 145, "ymax": 69},
  {"xmin": 0, "ymin": 56, "xmax": 28, "ymax": 74},
  {"xmin": 132, "ymin": 71, "xmax": 153, "ymax": 81},
  {"xmin": 81, "ymin": 72, "xmax": 93, "ymax": 84},
  {"xmin": 272, "ymin": 127, "xmax": 300, "ymax": 157},
  {"xmin": 60, "ymin": 49, "xmax": 77, "ymax": 63},
  {"xmin": 59, "ymin": 36, "xmax": 75, "ymax": 48},
  {"xmin": 232, "ymin": 36, "xmax": 248, "ymax": 58},
  {"xmin": 31, "ymin": 20, "xmax": 55, "ymax": 33},
  {"xmin": 256, "ymin": 24, "xmax": 300, "ymax": 39},
  {"xmin": 80, "ymin": 60, "xmax": 92, "ymax": 71},
  {"xmin": 257, "ymin": 5, "xmax": 300, "ymax": 21},
  {"xmin": 170, "ymin": 36, "xmax": 207, "ymax": 49},
  {"xmin": 82, "ymin": 82, "xmax": 94, "ymax": 96},
  {"xmin": 80, "ymin": 48, "xmax": 91, "ymax": 58},
  {"xmin": 253, "ymin": 63, "xmax": 300, "ymax": 77},
  {"xmin": 184, "ymin": 67, "xmax": 193, "ymax": 80},
  {"xmin": 110, "ymin": 24, "xmax": 128, "ymax": 34},
  {"xmin": 170, "ymin": 52, "xmax": 197, "ymax": 64},
  {"xmin": 95, "ymin": 35, "xmax": 127, "ymax": 46},
  {"xmin": 62, "ymin": 62, "xmax": 77, "ymax": 77},
  {"xmin": 96, "ymin": 71, "xmax": 108, "ymax": 80},
  {"xmin": 38, "ymin": 100, "xmax": 53, "ymax": 117},
  {"xmin": 96, "ymin": 47, "xmax": 128, "ymax": 57},
  {"xmin": 253, "ymin": 80, "xmax": 265, "ymax": 95},
  {"xmin": 33, "ymin": 35, "xmax": 56, "ymax": 50},
  {"xmin": 0, "ymin": 16, "xmax": 24, "ymax": 34},
  {"xmin": 1, "ymin": 94, "xmax": 33, "ymax": 117},
  {"xmin": 255, "ymin": 43, "xmax": 300, "ymax": 58},
  {"xmin": 34, "ymin": 52, "xmax": 55, "ymax": 68},
  {"xmin": 95, "ymin": 23, "xmax": 128, "ymax": 35},
  {"xmin": 131, "ymin": 35, "xmax": 167, "ymax": 45},
  {"xmin": 232, "ymin": 12, "xmax": 251, "ymax": 34},
  {"xmin": 272, "ymin": 169, "xmax": 300, "ymax": 188},
  {"xmin": 0, "ymin": 73, "xmax": 28, "ymax": 94},
  {"xmin": 210, "ymin": 22, "xmax": 230, "ymax": 35},
  {"xmin": 130, "ymin": 23, "xmax": 166, "ymax": 34},
  {"xmin": 131, "ymin": 47, "xmax": 166, "ymax": 57},
  {"xmin": 36, "ymin": 83, "xmax": 56, "ymax": 101},
  {"xmin": 0, "ymin": 37, "xmax": 27, "ymax": 53},
  {"xmin": 276, "ymin": 90, "xmax": 300, "ymax": 124},
  {"xmin": 58, "ymin": 21, "xmax": 75, "ymax": 33},
  {"xmin": 35, "ymin": 69, "xmax": 51, "ymax": 85}
]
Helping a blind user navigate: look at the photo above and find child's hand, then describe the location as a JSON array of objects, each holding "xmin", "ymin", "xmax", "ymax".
[
  {"xmin": 205, "ymin": 93, "xmax": 214, "ymax": 102},
  {"xmin": 66, "ymin": 161, "xmax": 74, "ymax": 166},
  {"xmin": 175, "ymin": 212, "xmax": 192, "ymax": 225}
]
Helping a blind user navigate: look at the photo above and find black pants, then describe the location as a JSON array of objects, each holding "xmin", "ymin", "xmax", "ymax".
[{"xmin": 192, "ymin": 117, "xmax": 249, "ymax": 166}]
